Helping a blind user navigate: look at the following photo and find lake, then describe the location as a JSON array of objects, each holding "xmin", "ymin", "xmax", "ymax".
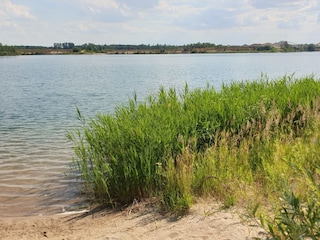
[{"xmin": 0, "ymin": 52, "xmax": 320, "ymax": 216}]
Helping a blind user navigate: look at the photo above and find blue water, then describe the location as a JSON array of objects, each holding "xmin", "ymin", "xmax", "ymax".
[{"xmin": 0, "ymin": 52, "xmax": 319, "ymax": 216}]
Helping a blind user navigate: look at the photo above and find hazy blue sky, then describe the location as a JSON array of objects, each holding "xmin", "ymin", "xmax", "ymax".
[{"xmin": 1, "ymin": 0, "xmax": 319, "ymax": 46}]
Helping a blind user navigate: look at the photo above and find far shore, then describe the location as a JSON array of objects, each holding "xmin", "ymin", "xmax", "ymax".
[{"xmin": 1, "ymin": 41, "xmax": 319, "ymax": 56}]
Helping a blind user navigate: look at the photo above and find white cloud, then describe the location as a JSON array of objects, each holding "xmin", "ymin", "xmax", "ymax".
[
  {"xmin": 1, "ymin": 0, "xmax": 320, "ymax": 46},
  {"xmin": 0, "ymin": 0, "xmax": 36, "ymax": 20},
  {"xmin": 81, "ymin": 0, "xmax": 119, "ymax": 11},
  {"xmin": 249, "ymin": 0, "xmax": 317, "ymax": 9},
  {"xmin": 240, "ymin": 0, "xmax": 318, "ymax": 32},
  {"xmin": 79, "ymin": 0, "xmax": 160, "ymax": 21},
  {"xmin": 118, "ymin": 0, "xmax": 159, "ymax": 9},
  {"xmin": 0, "ymin": 0, "xmax": 37, "ymax": 44}
]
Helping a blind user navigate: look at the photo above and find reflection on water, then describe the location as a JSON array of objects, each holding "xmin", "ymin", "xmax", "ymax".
[{"xmin": 0, "ymin": 53, "xmax": 320, "ymax": 216}]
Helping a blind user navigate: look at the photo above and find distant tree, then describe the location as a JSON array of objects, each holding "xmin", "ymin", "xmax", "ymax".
[
  {"xmin": 72, "ymin": 47, "xmax": 80, "ymax": 53},
  {"xmin": 53, "ymin": 43, "xmax": 62, "ymax": 49},
  {"xmin": 53, "ymin": 42, "xmax": 75, "ymax": 49},
  {"xmin": 282, "ymin": 41, "xmax": 289, "ymax": 48},
  {"xmin": 280, "ymin": 41, "xmax": 294, "ymax": 52},
  {"xmin": 307, "ymin": 44, "xmax": 316, "ymax": 51},
  {"xmin": 85, "ymin": 43, "xmax": 94, "ymax": 51},
  {"xmin": 0, "ymin": 43, "xmax": 17, "ymax": 56},
  {"xmin": 257, "ymin": 45, "xmax": 273, "ymax": 51}
]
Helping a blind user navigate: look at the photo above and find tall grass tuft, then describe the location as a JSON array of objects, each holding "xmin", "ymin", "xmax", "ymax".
[{"xmin": 68, "ymin": 75, "xmax": 320, "ymax": 219}]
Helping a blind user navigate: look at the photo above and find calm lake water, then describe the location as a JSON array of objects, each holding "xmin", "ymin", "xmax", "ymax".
[{"xmin": 0, "ymin": 52, "xmax": 320, "ymax": 216}]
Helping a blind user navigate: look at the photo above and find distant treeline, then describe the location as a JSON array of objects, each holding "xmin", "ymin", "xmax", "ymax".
[
  {"xmin": 0, "ymin": 43, "xmax": 17, "ymax": 56},
  {"xmin": 1, "ymin": 41, "xmax": 320, "ymax": 55},
  {"xmin": 54, "ymin": 41, "xmax": 320, "ymax": 54},
  {"xmin": 70, "ymin": 42, "xmax": 218, "ymax": 54}
]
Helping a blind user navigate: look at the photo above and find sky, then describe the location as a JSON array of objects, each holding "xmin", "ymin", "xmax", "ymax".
[{"xmin": 1, "ymin": 0, "xmax": 320, "ymax": 47}]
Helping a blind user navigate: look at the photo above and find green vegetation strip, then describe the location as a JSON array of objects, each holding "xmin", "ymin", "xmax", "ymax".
[
  {"xmin": 0, "ymin": 43, "xmax": 17, "ymax": 56},
  {"xmin": 68, "ymin": 75, "xmax": 320, "ymax": 239}
]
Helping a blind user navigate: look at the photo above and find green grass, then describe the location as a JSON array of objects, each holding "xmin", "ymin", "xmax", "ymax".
[{"xmin": 68, "ymin": 75, "xmax": 320, "ymax": 236}]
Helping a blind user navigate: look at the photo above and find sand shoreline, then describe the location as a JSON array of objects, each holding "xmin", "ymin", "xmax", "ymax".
[{"xmin": 0, "ymin": 199, "xmax": 267, "ymax": 240}]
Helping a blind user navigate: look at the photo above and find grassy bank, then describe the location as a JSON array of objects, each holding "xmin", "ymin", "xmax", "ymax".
[{"xmin": 68, "ymin": 75, "xmax": 320, "ymax": 239}]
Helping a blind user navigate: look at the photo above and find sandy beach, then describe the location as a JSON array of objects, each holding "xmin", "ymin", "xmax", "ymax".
[{"xmin": 0, "ymin": 199, "xmax": 267, "ymax": 240}]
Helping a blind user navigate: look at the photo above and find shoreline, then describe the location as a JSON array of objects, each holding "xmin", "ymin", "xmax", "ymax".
[{"xmin": 0, "ymin": 199, "xmax": 267, "ymax": 240}]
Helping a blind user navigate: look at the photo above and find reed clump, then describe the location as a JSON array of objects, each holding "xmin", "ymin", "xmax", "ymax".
[{"xmin": 68, "ymin": 75, "xmax": 320, "ymax": 229}]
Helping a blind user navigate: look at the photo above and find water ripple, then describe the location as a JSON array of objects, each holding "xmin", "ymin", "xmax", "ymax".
[{"xmin": 1, "ymin": 53, "xmax": 320, "ymax": 216}]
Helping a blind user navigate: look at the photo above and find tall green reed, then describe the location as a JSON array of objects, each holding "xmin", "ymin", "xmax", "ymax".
[{"xmin": 68, "ymin": 75, "xmax": 320, "ymax": 212}]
